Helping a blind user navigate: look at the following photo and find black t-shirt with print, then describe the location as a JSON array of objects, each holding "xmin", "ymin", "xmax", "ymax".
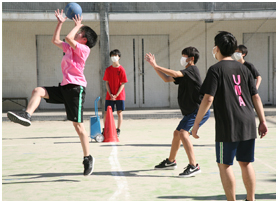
[
  {"xmin": 200, "ymin": 60, "xmax": 258, "ymax": 142},
  {"xmin": 244, "ymin": 61, "xmax": 260, "ymax": 79},
  {"xmin": 173, "ymin": 65, "xmax": 202, "ymax": 116}
]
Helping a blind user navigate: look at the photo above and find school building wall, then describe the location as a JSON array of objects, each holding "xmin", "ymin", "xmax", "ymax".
[{"xmin": 2, "ymin": 18, "xmax": 276, "ymax": 111}]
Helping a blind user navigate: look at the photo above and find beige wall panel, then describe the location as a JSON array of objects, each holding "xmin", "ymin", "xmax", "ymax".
[{"xmin": 2, "ymin": 19, "xmax": 275, "ymax": 110}]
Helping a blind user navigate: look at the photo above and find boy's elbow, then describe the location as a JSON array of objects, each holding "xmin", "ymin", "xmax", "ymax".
[
  {"xmin": 65, "ymin": 36, "xmax": 70, "ymax": 43},
  {"xmin": 204, "ymin": 94, "xmax": 214, "ymax": 104},
  {"xmin": 52, "ymin": 39, "xmax": 60, "ymax": 45},
  {"xmin": 162, "ymin": 78, "xmax": 169, "ymax": 82},
  {"xmin": 172, "ymin": 72, "xmax": 180, "ymax": 78},
  {"xmin": 252, "ymin": 93, "xmax": 260, "ymax": 101},
  {"xmin": 52, "ymin": 40, "xmax": 58, "ymax": 45},
  {"xmin": 65, "ymin": 35, "xmax": 74, "ymax": 44}
]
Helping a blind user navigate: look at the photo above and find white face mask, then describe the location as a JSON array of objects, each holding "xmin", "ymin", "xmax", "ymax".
[
  {"xmin": 111, "ymin": 56, "xmax": 119, "ymax": 62},
  {"xmin": 233, "ymin": 52, "xmax": 242, "ymax": 61},
  {"xmin": 180, "ymin": 56, "xmax": 188, "ymax": 67},
  {"xmin": 212, "ymin": 46, "xmax": 217, "ymax": 60}
]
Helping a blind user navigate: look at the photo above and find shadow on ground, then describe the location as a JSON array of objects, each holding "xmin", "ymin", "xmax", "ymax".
[
  {"xmin": 100, "ymin": 144, "xmax": 215, "ymax": 147},
  {"xmin": 157, "ymin": 193, "xmax": 276, "ymax": 201},
  {"xmin": 3, "ymin": 168, "xmax": 186, "ymax": 185}
]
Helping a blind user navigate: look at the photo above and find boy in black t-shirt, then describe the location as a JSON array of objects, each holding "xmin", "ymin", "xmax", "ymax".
[
  {"xmin": 145, "ymin": 47, "xmax": 210, "ymax": 178},
  {"xmin": 233, "ymin": 44, "xmax": 262, "ymax": 89},
  {"xmin": 192, "ymin": 31, "xmax": 268, "ymax": 201}
]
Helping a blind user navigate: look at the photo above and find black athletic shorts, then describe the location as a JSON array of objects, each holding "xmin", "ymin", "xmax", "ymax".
[{"xmin": 44, "ymin": 83, "xmax": 86, "ymax": 123}]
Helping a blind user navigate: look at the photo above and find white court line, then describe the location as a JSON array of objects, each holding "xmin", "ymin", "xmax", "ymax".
[
  {"xmin": 108, "ymin": 143, "xmax": 130, "ymax": 201},
  {"xmin": 255, "ymin": 157, "xmax": 276, "ymax": 172}
]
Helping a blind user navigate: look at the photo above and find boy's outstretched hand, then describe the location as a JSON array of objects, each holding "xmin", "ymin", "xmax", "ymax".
[
  {"xmin": 73, "ymin": 14, "xmax": 83, "ymax": 27},
  {"xmin": 55, "ymin": 9, "xmax": 67, "ymax": 23},
  {"xmin": 145, "ymin": 53, "xmax": 158, "ymax": 68}
]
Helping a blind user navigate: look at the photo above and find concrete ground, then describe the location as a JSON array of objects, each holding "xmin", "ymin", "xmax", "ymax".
[{"xmin": 2, "ymin": 109, "xmax": 276, "ymax": 201}]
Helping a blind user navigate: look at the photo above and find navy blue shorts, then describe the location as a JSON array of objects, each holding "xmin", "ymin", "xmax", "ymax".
[
  {"xmin": 105, "ymin": 100, "xmax": 125, "ymax": 112},
  {"xmin": 176, "ymin": 108, "xmax": 210, "ymax": 133},
  {"xmin": 216, "ymin": 139, "xmax": 255, "ymax": 165}
]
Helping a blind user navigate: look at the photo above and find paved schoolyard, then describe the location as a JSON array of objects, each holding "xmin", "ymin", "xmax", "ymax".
[{"xmin": 2, "ymin": 115, "xmax": 276, "ymax": 201}]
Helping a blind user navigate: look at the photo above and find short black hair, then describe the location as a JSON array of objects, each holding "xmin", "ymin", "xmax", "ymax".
[
  {"xmin": 80, "ymin": 26, "xmax": 98, "ymax": 48},
  {"xmin": 181, "ymin": 46, "xmax": 199, "ymax": 64},
  {"xmin": 237, "ymin": 44, "xmax": 248, "ymax": 58},
  {"xmin": 110, "ymin": 49, "xmax": 121, "ymax": 57},
  {"xmin": 214, "ymin": 31, "xmax": 237, "ymax": 57}
]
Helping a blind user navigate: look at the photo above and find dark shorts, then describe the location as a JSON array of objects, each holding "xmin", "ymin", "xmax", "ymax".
[
  {"xmin": 176, "ymin": 108, "xmax": 210, "ymax": 133},
  {"xmin": 216, "ymin": 139, "xmax": 255, "ymax": 165},
  {"xmin": 44, "ymin": 83, "xmax": 85, "ymax": 123},
  {"xmin": 105, "ymin": 100, "xmax": 125, "ymax": 112}
]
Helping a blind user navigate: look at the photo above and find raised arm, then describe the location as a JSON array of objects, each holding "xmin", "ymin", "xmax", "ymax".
[
  {"xmin": 65, "ymin": 14, "xmax": 84, "ymax": 50},
  {"xmin": 145, "ymin": 53, "xmax": 183, "ymax": 82},
  {"xmin": 52, "ymin": 9, "xmax": 67, "ymax": 49}
]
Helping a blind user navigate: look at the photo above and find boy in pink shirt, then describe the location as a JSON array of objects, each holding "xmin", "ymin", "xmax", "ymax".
[{"xmin": 7, "ymin": 9, "xmax": 98, "ymax": 176}]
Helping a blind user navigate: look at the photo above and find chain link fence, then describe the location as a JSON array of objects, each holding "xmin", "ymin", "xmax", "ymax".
[{"xmin": 2, "ymin": 2, "xmax": 276, "ymax": 13}]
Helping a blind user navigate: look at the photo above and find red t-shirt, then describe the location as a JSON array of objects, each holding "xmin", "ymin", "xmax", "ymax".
[{"xmin": 103, "ymin": 65, "xmax": 128, "ymax": 100}]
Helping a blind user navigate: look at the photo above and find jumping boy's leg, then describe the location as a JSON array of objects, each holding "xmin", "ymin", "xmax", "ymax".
[
  {"xmin": 7, "ymin": 87, "xmax": 49, "ymax": 126},
  {"xmin": 168, "ymin": 130, "xmax": 181, "ymax": 162},
  {"xmin": 238, "ymin": 161, "xmax": 256, "ymax": 201},
  {"xmin": 26, "ymin": 87, "xmax": 49, "ymax": 115},
  {"xmin": 73, "ymin": 122, "xmax": 90, "ymax": 156},
  {"xmin": 73, "ymin": 122, "xmax": 94, "ymax": 176},
  {"xmin": 218, "ymin": 163, "xmax": 236, "ymax": 201}
]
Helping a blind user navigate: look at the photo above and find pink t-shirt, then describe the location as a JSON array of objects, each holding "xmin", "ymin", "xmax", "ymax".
[{"xmin": 60, "ymin": 42, "xmax": 90, "ymax": 87}]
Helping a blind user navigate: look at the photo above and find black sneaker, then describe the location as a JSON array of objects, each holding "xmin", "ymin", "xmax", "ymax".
[
  {"xmin": 83, "ymin": 155, "xmax": 95, "ymax": 176},
  {"xmin": 7, "ymin": 111, "xmax": 31, "ymax": 127},
  {"xmin": 116, "ymin": 128, "xmax": 120, "ymax": 137},
  {"xmin": 179, "ymin": 164, "xmax": 201, "ymax": 177},
  {"xmin": 154, "ymin": 158, "xmax": 177, "ymax": 170}
]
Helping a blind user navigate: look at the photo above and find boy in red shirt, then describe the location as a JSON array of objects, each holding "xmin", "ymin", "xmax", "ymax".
[{"xmin": 103, "ymin": 49, "xmax": 128, "ymax": 136}]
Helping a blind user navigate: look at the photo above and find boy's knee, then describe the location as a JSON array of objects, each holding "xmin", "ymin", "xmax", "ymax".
[
  {"xmin": 32, "ymin": 87, "xmax": 41, "ymax": 95},
  {"xmin": 32, "ymin": 87, "xmax": 46, "ymax": 97},
  {"xmin": 173, "ymin": 130, "xmax": 179, "ymax": 137},
  {"xmin": 238, "ymin": 161, "xmax": 251, "ymax": 167},
  {"xmin": 179, "ymin": 129, "xmax": 190, "ymax": 138},
  {"xmin": 73, "ymin": 122, "xmax": 85, "ymax": 134}
]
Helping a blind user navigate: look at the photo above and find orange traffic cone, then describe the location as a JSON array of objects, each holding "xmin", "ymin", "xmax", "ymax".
[{"xmin": 103, "ymin": 106, "xmax": 119, "ymax": 142}]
